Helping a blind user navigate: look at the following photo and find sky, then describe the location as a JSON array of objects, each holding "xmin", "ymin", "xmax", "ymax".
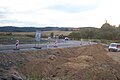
[{"xmin": 0, "ymin": 0, "xmax": 120, "ymax": 28}]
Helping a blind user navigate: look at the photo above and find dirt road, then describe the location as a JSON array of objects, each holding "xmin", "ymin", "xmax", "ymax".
[{"xmin": 107, "ymin": 51, "xmax": 120, "ymax": 64}]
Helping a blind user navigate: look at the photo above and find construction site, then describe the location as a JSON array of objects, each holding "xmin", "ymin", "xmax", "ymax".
[{"xmin": 0, "ymin": 44, "xmax": 120, "ymax": 80}]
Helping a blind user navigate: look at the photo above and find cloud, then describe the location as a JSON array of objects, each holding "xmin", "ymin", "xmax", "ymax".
[
  {"xmin": 0, "ymin": 7, "xmax": 9, "ymax": 18},
  {"xmin": 48, "ymin": 4, "xmax": 98, "ymax": 13},
  {"xmin": 47, "ymin": 0, "xmax": 100, "ymax": 13},
  {"xmin": 0, "ymin": 0, "xmax": 119, "ymax": 27},
  {"xmin": 0, "ymin": 19, "xmax": 46, "ymax": 27}
]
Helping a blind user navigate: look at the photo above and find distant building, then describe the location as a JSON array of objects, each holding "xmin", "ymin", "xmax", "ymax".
[{"xmin": 72, "ymin": 28, "xmax": 80, "ymax": 31}]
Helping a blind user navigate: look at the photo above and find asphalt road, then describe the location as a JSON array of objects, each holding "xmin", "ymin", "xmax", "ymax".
[{"xmin": 0, "ymin": 40, "xmax": 97, "ymax": 52}]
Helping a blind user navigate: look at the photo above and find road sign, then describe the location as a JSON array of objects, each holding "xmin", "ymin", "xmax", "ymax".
[{"xmin": 35, "ymin": 30, "xmax": 41, "ymax": 42}]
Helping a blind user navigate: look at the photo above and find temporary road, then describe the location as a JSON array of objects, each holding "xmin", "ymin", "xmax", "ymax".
[{"xmin": 0, "ymin": 40, "xmax": 97, "ymax": 52}]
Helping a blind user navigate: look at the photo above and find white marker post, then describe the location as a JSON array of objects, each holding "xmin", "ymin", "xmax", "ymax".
[
  {"xmin": 15, "ymin": 40, "xmax": 19, "ymax": 50},
  {"xmin": 54, "ymin": 40, "xmax": 58, "ymax": 47},
  {"xmin": 80, "ymin": 38, "xmax": 83, "ymax": 45}
]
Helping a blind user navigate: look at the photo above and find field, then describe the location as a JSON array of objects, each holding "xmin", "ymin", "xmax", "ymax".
[
  {"xmin": 0, "ymin": 44, "xmax": 120, "ymax": 80},
  {"xmin": 41, "ymin": 31, "xmax": 72, "ymax": 36},
  {"xmin": 0, "ymin": 31, "xmax": 72, "ymax": 36},
  {"xmin": 0, "ymin": 32, "xmax": 35, "ymax": 44},
  {"xmin": 0, "ymin": 31, "xmax": 72, "ymax": 44}
]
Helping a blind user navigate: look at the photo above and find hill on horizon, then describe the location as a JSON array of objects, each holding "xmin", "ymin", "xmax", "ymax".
[
  {"xmin": 0, "ymin": 26, "xmax": 71, "ymax": 32},
  {"xmin": 0, "ymin": 26, "xmax": 98, "ymax": 32}
]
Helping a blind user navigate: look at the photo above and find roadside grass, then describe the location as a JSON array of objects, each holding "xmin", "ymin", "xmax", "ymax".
[
  {"xmin": 0, "ymin": 31, "xmax": 71, "ymax": 36},
  {"xmin": 87, "ymin": 39, "xmax": 120, "ymax": 45},
  {"xmin": 0, "ymin": 35, "xmax": 34, "ymax": 44},
  {"xmin": 0, "ymin": 35, "xmax": 47, "ymax": 44},
  {"xmin": 99, "ymin": 39, "xmax": 120, "ymax": 44},
  {"xmin": 0, "ymin": 31, "xmax": 71, "ymax": 44}
]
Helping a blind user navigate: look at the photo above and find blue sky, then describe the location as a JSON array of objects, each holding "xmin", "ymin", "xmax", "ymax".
[{"xmin": 0, "ymin": 0, "xmax": 120, "ymax": 28}]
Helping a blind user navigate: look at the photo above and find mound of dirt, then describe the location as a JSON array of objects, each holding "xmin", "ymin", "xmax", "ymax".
[
  {"xmin": 17, "ymin": 44, "xmax": 120, "ymax": 80},
  {"xmin": 61, "ymin": 62, "xmax": 90, "ymax": 70},
  {"xmin": 0, "ymin": 44, "xmax": 120, "ymax": 80}
]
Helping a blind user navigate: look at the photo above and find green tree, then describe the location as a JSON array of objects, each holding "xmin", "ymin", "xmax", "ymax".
[
  {"xmin": 68, "ymin": 32, "xmax": 80, "ymax": 40},
  {"xmin": 79, "ymin": 27, "xmax": 98, "ymax": 39},
  {"xmin": 116, "ymin": 24, "xmax": 120, "ymax": 39},
  {"xmin": 99, "ymin": 22, "xmax": 117, "ymax": 40},
  {"xmin": 68, "ymin": 27, "xmax": 99, "ymax": 40}
]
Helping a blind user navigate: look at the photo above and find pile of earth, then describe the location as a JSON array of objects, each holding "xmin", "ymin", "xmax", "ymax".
[{"xmin": 0, "ymin": 44, "xmax": 120, "ymax": 80}]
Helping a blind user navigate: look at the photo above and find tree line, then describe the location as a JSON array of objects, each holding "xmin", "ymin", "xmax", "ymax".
[{"xmin": 68, "ymin": 22, "xmax": 120, "ymax": 40}]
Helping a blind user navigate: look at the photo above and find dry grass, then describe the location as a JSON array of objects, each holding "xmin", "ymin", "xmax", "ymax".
[
  {"xmin": 0, "ymin": 31, "xmax": 72, "ymax": 36},
  {"xmin": 42, "ymin": 31, "xmax": 72, "ymax": 36},
  {"xmin": 12, "ymin": 32, "xmax": 35, "ymax": 36},
  {"xmin": 0, "ymin": 32, "xmax": 35, "ymax": 36}
]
